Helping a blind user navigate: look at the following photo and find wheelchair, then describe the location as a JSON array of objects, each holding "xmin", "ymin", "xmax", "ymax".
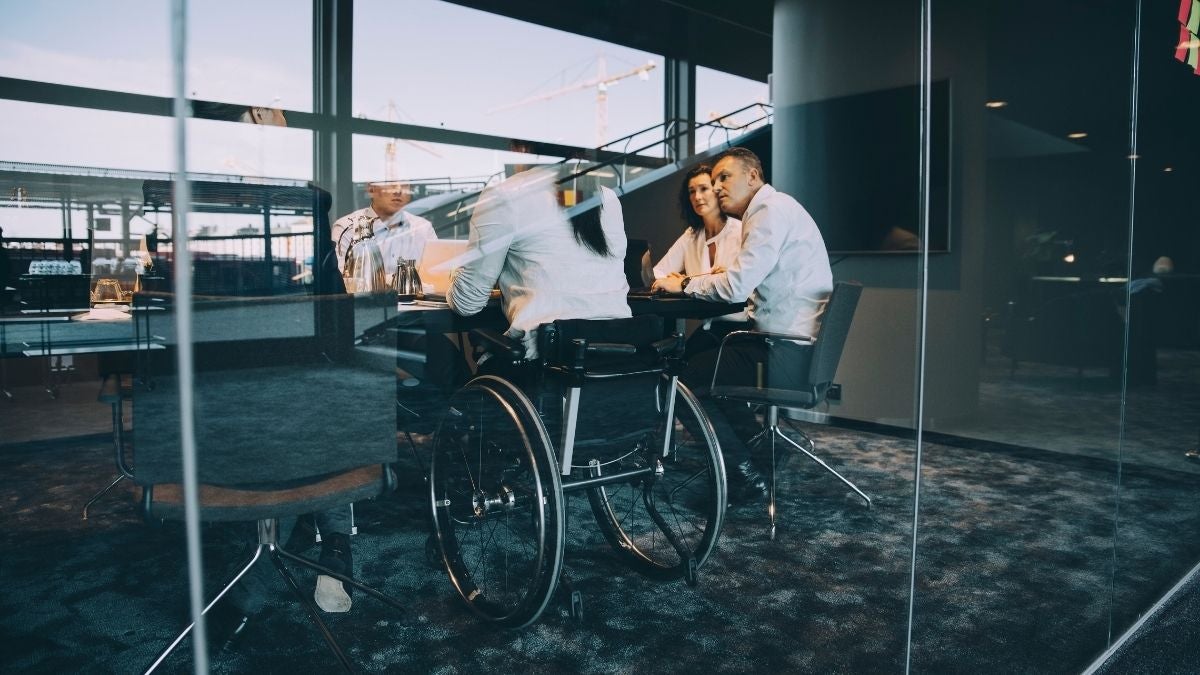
[{"xmin": 428, "ymin": 315, "xmax": 727, "ymax": 628}]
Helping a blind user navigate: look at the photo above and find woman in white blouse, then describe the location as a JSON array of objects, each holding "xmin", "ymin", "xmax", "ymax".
[{"xmin": 651, "ymin": 164, "xmax": 748, "ymax": 356}]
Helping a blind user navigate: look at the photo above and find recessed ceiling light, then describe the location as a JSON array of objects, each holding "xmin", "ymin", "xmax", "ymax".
[
  {"xmin": 1067, "ymin": 132, "xmax": 1088, "ymax": 139},
  {"xmin": 985, "ymin": 100, "xmax": 1008, "ymax": 109},
  {"xmin": 1063, "ymin": 253, "xmax": 1076, "ymax": 264},
  {"xmin": 1164, "ymin": 166, "xmax": 1174, "ymax": 172}
]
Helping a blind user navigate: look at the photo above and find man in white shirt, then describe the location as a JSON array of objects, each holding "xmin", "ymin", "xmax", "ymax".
[
  {"xmin": 654, "ymin": 147, "xmax": 833, "ymax": 504},
  {"xmin": 332, "ymin": 181, "xmax": 438, "ymax": 277}
]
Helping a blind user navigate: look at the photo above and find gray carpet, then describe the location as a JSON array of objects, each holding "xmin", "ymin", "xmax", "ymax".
[{"xmin": 3, "ymin": 419, "xmax": 1200, "ymax": 674}]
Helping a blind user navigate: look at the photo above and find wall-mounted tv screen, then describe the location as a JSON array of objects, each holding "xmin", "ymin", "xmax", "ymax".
[{"xmin": 789, "ymin": 80, "xmax": 951, "ymax": 254}]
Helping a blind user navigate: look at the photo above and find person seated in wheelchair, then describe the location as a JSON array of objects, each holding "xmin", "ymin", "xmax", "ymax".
[
  {"xmin": 431, "ymin": 169, "xmax": 727, "ymax": 627},
  {"xmin": 445, "ymin": 166, "xmax": 631, "ymax": 369}
]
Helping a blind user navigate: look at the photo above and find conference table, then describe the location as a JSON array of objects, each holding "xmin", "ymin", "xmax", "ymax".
[{"xmin": 1, "ymin": 305, "xmax": 165, "ymax": 397}]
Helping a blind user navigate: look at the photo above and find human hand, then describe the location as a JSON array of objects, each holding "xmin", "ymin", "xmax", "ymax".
[{"xmin": 652, "ymin": 274, "xmax": 685, "ymax": 294}]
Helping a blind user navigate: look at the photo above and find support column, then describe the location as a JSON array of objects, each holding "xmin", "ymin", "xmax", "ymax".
[{"xmin": 663, "ymin": 57, "xmax": 696, "ymax": 163}]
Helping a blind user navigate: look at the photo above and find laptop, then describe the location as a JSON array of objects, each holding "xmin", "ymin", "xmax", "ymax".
[{"xmin": 416, "ymin": 239, "xmax": 472, "ymax": 300}]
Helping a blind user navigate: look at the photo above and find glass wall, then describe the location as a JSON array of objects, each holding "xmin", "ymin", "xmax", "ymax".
[{"xmin": 4, "ymin": 0, "xmax": 1199, "ymax": 672}]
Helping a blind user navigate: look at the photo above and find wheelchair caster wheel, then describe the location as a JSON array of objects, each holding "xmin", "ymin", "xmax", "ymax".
[
  {"xmin": 424, "ymin": 532, "xmax": 441, "ymax": 569},
  {"xmin": 569, "ymin": 590, "xmax": 584, "ymax": 621},
  {"xmin": 684, "ymin": 556, "xmax": 698, "ymax": 587}
]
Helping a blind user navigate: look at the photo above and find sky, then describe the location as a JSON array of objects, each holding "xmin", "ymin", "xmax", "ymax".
[{"xmin": 0, "ymin": 0, "xmax": 767, "ymax": 236}]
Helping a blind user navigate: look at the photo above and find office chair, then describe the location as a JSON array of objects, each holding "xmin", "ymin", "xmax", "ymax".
[
  {"xmin": 131, "ymin": 295, "xmax": 404, "ymax": 673},
  {"xmin": 709, "ymin": 281, "xmax": 867, "ymax": 539}
]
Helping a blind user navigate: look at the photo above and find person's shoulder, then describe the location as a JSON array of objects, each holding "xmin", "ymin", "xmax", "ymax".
[
  {"xmin": 407, "ymin": 211, "xmax": 434, "ymax": 229},
  {"xmin": 754, "ymin": 186, "xmax": 809, "ymax": 220}
]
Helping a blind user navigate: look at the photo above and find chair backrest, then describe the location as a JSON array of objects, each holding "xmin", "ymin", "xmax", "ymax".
[
  {"xmin": 806, "ymin": 281, "xmax": 863, "ymax": 390},
  {"xmin": 131, "ymin": 294, "xmax": 397, "ymax": 521}
]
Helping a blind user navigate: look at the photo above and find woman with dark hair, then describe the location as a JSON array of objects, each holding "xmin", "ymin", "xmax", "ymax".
[
  {"xmin": 447, "ymin": 167, "xmax": 631, "ymax": 360},
  {"xmin": 651, "ymin": 164, "xmax": 744, "ymax": 281},
  {"xmin": 651, "ymin": 164, "xmax": 747, "ymax": 356}
]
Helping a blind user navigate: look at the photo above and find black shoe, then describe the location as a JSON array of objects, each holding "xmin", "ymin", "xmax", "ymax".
[{"xmin": 727, "ymin": 459, "xmax": 768, "ymax": 507}]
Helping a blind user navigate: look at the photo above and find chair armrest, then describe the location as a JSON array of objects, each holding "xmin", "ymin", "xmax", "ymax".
[
  {"xmin": 470, "ymin": 327, "xmax": 526, "ymax": 361},
  {"xmin": 708, "ymin": 329, "xmax": 815, "ymax": 392},
  {"xmin": 726, "ymin": 329, "xmax": 815, "ymax": 345}
]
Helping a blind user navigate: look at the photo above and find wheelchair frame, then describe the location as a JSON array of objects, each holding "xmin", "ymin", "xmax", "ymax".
[{"xmin": 428, "ymin": 321, "xmax": 727, "ymax": 627}]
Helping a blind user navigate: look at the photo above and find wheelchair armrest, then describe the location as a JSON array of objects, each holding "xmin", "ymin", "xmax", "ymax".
[
  {"xmin": 650, "ymin": 333, "xmax": 685, "ymax": 358},
  {"xmin": 470, "ymin": 327, "xmax": 526, "ymax": 361},
  {"xmin": 585, "ymin": 342, "xmax": 637, "ymax": 356}
]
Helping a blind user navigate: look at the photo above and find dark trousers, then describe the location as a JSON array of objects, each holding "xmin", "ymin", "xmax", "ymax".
[{"xmin": 680, "ymin": 336, "xmax": 811, "ymax": 466}]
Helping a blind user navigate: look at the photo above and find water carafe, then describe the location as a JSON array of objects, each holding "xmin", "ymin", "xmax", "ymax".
[
  {"xmin": 343, "ymin": 221, "xmax": 388, "ymax": 294},
  {"xmin": 392, "ymin": 258, "xmax": 422, "ymax": 304}
]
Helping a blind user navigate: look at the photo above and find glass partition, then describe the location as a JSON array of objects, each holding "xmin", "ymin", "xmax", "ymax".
[
  {"xmin": 9, "ymin": 0, "xmax": 1200, "ymax": 671},
  {"xmin": 1111, "ymin": 0, "xmax": 1200, "ymax": 643},
  {"xmin": 914, "ymin": 0, "xmax": 1143, "ymax": 670}
]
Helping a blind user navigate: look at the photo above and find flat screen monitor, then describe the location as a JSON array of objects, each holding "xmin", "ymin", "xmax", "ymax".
[{"xmin": 789, "ymin": 80, "xmax": 951, "ymax": 254}]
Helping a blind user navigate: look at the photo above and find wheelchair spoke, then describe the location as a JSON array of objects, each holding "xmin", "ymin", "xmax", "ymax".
[
  {"xmin": 587, "ymin": 380, "xmax": 724, "ymax": 581},
  {"xmin": 432, "ymin": 377, "xmax": 562, "ymax": 627}
]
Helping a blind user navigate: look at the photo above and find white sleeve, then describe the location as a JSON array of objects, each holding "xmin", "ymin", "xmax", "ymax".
[
  {"xmin": 651, "ymin": 231, "xmax": 690, "ymax": 279},
  {"xmin": 600, "ymin": 188, "xmax": 627, "ymax": 261},
  {"xmin": 687, "ymin": 205, "xmax": 784, "ymax": 302},
  {"xmin": 446, "ymin": 189, "xmax": 512, "ymax": 316}
]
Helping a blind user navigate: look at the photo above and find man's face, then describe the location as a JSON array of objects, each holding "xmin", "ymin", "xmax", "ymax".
[
  {"xmin": 710, "ymin": 156, "xmax": 761, "ymax": 218},
  {"xmin": 368, "ymin": 182, "xmax": 412, "ymax": 217}
]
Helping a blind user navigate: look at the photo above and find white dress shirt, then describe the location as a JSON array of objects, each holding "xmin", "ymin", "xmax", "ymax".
[
  {"xmin": 684, "ymin": 184, "xmax": 833, "ymax": 337},
  {"xmin": 447, "ymin": 169, "xmax": 631, "ymax": 358},
  {"xmin": 652, "ymin": 218, "xmax": 746, "ymax": 324},
  {"xmin": 331, "ymin": 207, "xmax": 438, "ymax": 276}
]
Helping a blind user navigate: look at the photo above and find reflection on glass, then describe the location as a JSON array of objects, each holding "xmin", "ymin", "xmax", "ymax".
[{"xmin": 352, "ymin": 0, "xmax": 663, "ymax": 148}]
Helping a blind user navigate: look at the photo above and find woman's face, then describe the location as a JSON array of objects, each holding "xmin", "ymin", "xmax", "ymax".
[{"xmin": 687, "ymin": 173, "xmax": 719, "ymax": 219}]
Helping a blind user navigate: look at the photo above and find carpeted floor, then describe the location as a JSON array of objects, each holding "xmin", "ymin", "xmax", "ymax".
[{"xmin": 3, "ymin": 420, "xmax": 1199, "ymax": 674}]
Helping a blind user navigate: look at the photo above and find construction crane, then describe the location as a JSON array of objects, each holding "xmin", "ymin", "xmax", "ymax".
[
  {"xmin": 487, "ymin": 56, "xmax": 656, "ymax": 147},
  {"xmin": 382, "ymin": 100, "xmax": 442, "ymax": 181}
]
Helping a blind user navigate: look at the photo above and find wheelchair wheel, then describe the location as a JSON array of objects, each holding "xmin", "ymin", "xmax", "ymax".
[
  {"xmin": 429, "ymin": 375, "xmax": 565, "ymax": 628},
  {"xmin": 587, "ymin": 379, "xmax": 726, "ymax": 581}
]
